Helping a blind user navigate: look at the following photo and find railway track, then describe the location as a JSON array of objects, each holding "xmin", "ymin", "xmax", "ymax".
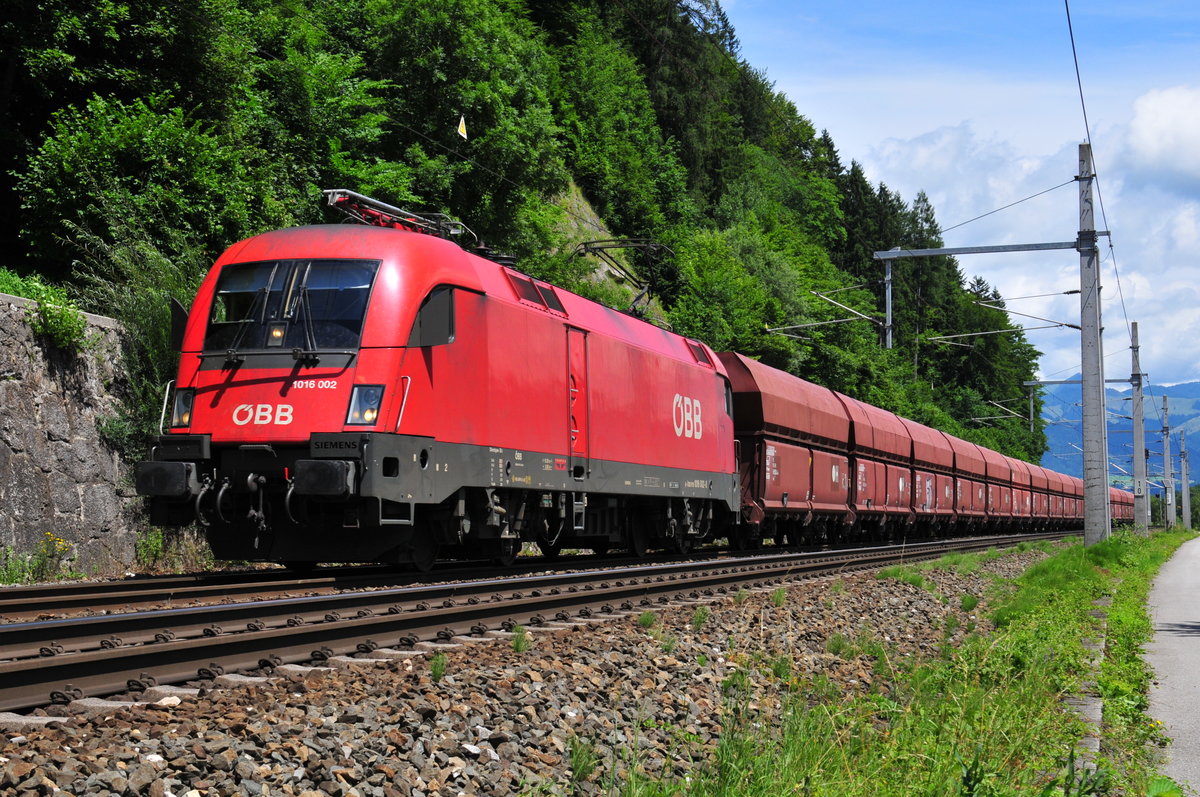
[
  {"xmin": 0, "ymin": 561, "xmax": 546, "ymax": 622},
  {"xmin": 0, "ymin": 533, "xmax": 1066, "ymax": 714},
  {"xmin": 0, "ymin": 538, "xmax": 971, "ymax": 622},
  {"xmin": 0, "ymin": 544, "xmax": 841, "ymax": 622}
]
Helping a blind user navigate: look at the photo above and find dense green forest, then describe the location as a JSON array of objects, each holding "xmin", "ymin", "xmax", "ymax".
[{"xmin": 0, "ymin": 0, "xmax": 1046, "ymax": 461}]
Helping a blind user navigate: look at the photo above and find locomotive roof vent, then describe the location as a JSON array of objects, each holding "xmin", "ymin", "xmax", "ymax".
[
  {"xmin": 323, "ymin": 189, "xmax": 479, "ymax": 246},
  {"xmin": 473, "ymin": 244, "xmax": 517, "ymax": 267}
]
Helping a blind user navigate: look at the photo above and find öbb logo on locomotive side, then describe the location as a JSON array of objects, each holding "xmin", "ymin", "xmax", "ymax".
[
  {"xmin": 232, "ymin": 404, "xmax": 294, "ymax": 426},
  {"xmin": 672, "ymin": 394, "xmax": 703, "ymax": 439}
]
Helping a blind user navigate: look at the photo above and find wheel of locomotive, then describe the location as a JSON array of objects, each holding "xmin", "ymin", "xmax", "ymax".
[
  {"xmin": 628, "ymin": 511, "xmax": 651, "ymax": 557},
  {"xmin": 409, "ymin": 535, "xmax": 438, "ymax": 572},
  {"xmin": 662, "ymin": 516, "xmax": 691, "ymax": 555},
  {"xmin": 407, "ymin": 512, "xmax": 442, "ymax": 573},
  {"xmin": 492, "ymin": 537, "xmax": 520, "ymax": 567}
]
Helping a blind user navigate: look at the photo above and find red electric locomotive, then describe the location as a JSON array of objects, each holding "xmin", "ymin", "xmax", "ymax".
[{"xmin": 136, "ymin": 191, "xmax": 738, "ymax": 568}]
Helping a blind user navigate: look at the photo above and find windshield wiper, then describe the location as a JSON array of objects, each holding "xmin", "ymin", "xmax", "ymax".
[
  {"xmin": 224, "ymin": 287, "xmax": 268, "ymax": 366},
  {"xmin": 289, "ymin": 285, "xmax": 323, "ymax": 366},
  {"xmin": 287, "ymin": 288, "xmax": 357, "ymax": 367}
]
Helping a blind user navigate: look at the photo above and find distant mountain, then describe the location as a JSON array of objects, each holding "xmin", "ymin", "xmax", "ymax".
[{"xmin": 1040, "ymin": 375, "xmax": 1199, "ymax": 491}]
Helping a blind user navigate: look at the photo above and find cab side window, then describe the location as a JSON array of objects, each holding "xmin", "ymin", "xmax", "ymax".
[{"xmin": 408, "ymin": 286, "xmax": 455, "ymax": 347}]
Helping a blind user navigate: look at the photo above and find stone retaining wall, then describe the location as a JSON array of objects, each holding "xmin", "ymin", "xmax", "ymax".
[{"xmin": 0, "ymin": 292, "xmax": 136, "ymax": 576}]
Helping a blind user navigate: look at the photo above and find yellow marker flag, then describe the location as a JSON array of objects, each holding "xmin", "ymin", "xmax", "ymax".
[{"xmin": 457, "ymin": 115, "xmax": 468, "ymax": 140}]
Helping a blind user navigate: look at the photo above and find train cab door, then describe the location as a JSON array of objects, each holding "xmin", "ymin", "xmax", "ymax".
[{"xmin": 566, "ymin": 327, "xmax": 590, "ymax": 480}]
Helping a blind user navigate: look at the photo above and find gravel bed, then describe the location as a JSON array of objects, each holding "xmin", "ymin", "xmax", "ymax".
[{"xmin": 0, "ymin": 550, "xmax": 1048, "ymax": 796}]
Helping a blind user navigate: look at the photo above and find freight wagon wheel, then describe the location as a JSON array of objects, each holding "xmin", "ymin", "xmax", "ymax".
[
  {"xmin": 772, "ymin": 528, "xmax": 794, "ymax": 551},
  {"xmin": 729, "ymin": 527, "xmax": 761, "ymax": 551}
]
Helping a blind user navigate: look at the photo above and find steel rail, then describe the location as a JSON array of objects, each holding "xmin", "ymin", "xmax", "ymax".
[
  {"xmin": 1, "ymin": 547, "xmax": 884, "ymax": 661},
  {"xmin": 0, "ymin": 533, "xmax": 1066, "ymax": 713},
  {"xmin": 0, "ymin": 541, "xmax": 932, "ymax": 620},
  {"xmin": 0, "ymin": 548, "xmax": 772, "ymax": 620},
  {"xmin": 0, "ymin": 562, "xmax": 546, "ymax": 621},
  {"xmin": 0, "ymin": 567, "xmax": 392, "ymax": 620}
]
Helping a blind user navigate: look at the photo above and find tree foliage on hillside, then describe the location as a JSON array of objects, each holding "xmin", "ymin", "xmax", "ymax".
[{"xmin": 1, "ymin": 0, "xmax": 1045, "ymax": 462}]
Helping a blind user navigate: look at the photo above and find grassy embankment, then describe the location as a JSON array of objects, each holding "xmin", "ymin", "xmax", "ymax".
[{"xmin": 621, "ymin": 530, "xmax": 1193, "ymax": 796}]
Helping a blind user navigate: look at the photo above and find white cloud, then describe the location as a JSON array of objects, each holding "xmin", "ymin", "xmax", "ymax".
[
  {"xmin": 1126, "ymin": 86, "xmax": 1200, "ymax": 188},
  {"xmin": 1118, "ymin": 85, "xmax": 1200, "ymax": 199}
]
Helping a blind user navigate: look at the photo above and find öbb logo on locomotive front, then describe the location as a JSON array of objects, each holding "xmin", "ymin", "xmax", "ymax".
[{"xmin": 231, "ymin": 404, "xmax": 294, "ymax": 426}]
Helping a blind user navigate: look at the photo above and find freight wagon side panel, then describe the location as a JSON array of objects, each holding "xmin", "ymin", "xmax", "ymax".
[
  {"xmin": 955, "ymin": 478, "xmax": 986, "ymax": 517},
  {"xmin": 855, "ymin": 458, "xmax": 890, "ymax": 512},
  {"xmin": 757, "ymin": 439, "xmax": 814, "ymax": 512},
  {"xmin": 913, "ymin": 471, "xmax": 936, "ymax": 514},
  {"xmin": 810, "ymin": 450, "xmax": 850, "ymax": 516},
  {"xmin": 936, "ymin": 474, "xmax": 956, "ymax": 517},
  {"xmin": 886, "ymin": 464, "xmax": 912, "ymax": 514}
]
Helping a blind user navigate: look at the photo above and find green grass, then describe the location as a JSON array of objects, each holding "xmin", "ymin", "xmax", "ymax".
[
  {"xmin": 429, "ymin": 651, "xmax": 447, "ymax": 682},
  {"xmin": 0, "ymin": 266, "xmax": 90, "ymax": 351},
  {"xmin": 876, "ymin": 564, "xmax": 929, "ymax": 591},
  {"xmin": 649, "ymin": 627, "xmax": 678, "ymax": 653},
  {"xmin": 133, "ymin": 528, "xmax": 216, "ymax": 573},
  {"xmin": 511, "ymin": 624, "xmax": 531, "ymax": 652},
  {"xmin": 0, "ymin": 532, "xmax": 84, "ymax": 584},
  {"xmin": 620, "ymin": 530, "xmax": 1193, "ymax": 796},
  {"xmin": 569, "ymin": 736, "xmax": 600, "ymax": 789},
  {"xmin": 825, "ymin": 633, "xmax": 851, "ymax": 657}
]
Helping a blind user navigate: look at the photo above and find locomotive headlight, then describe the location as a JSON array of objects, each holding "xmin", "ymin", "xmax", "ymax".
[
  {"xmin": 267, "ymin": 322, "xmax": 287, "ymax": 346},
  {"xmin": 346, "ymin": 385, "xmax": 384, "ymax": 426},
  {"xmin": 170, "ymin": 388, "xmax": 195, "ymax": 428}
]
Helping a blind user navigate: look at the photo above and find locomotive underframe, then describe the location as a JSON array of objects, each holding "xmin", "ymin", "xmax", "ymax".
[{"xmin": 137, "ymin": 431, "xmax": 738, "ymax": 567}]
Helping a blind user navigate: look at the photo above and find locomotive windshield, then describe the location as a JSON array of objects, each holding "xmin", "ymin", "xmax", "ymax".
[{"xmin": 204, "ymin": 259, "xmax": 379, "ymax": 351}]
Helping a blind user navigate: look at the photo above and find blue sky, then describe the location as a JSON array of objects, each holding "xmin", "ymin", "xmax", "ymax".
[{"xmin": 721, "ymin": 0, "xmax": 1200, "ymax": 390}]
